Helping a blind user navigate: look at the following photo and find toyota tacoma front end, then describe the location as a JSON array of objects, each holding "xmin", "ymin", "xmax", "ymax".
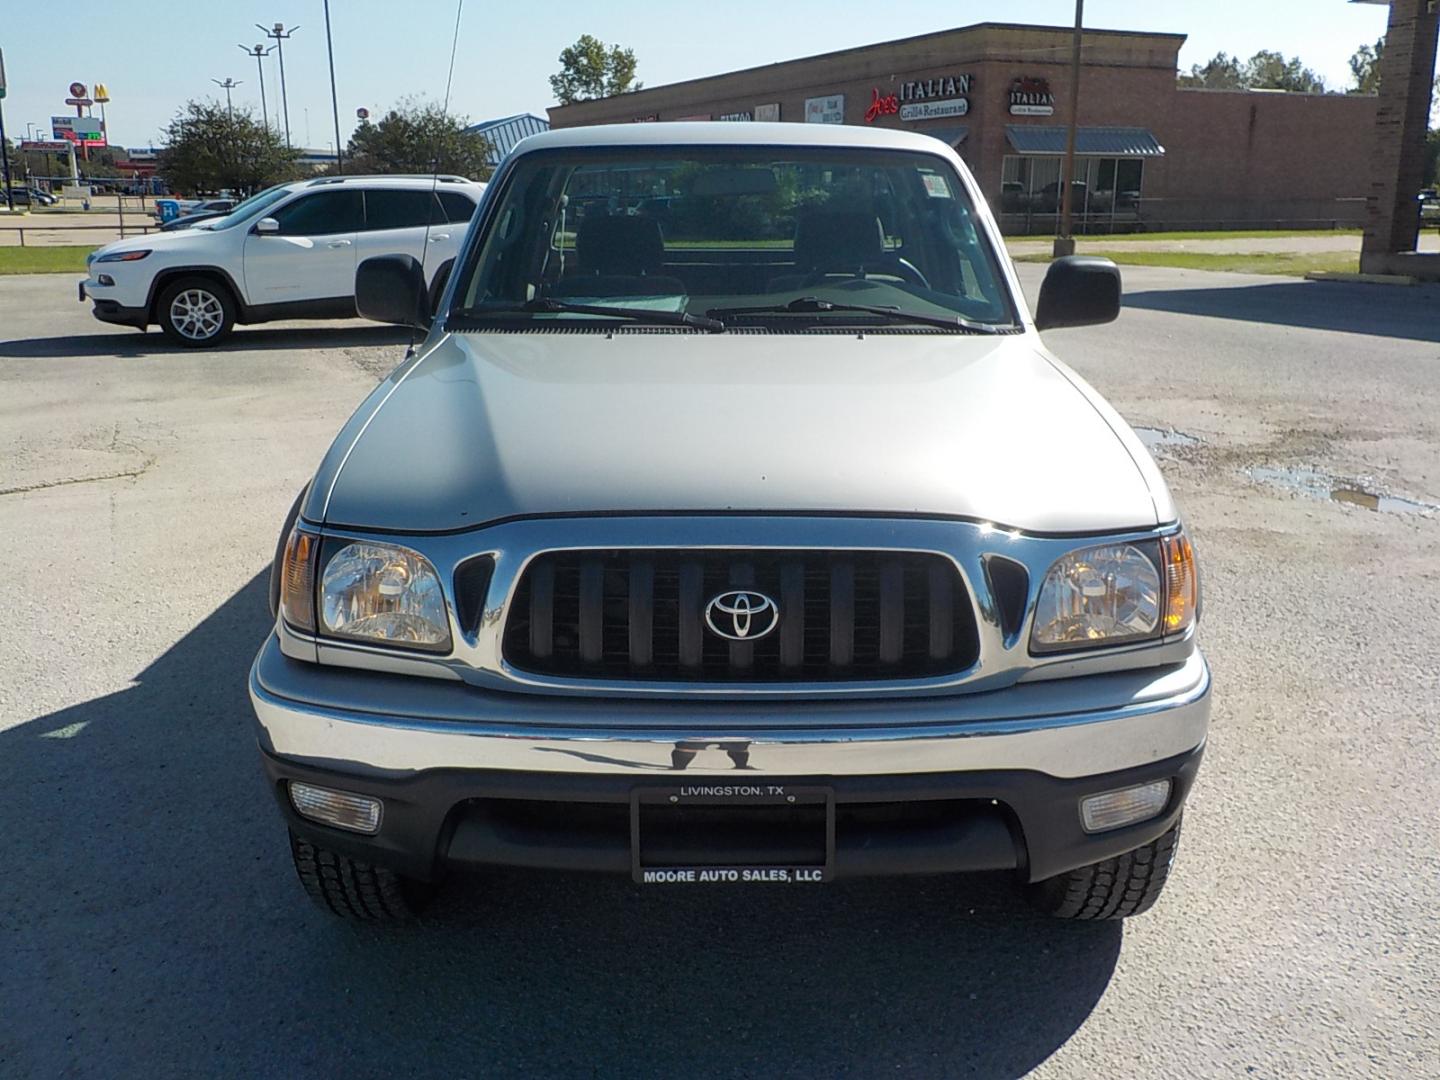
[{"xmin": 249, "ymin": 123, "xmax": 1209, "ymax": 921}]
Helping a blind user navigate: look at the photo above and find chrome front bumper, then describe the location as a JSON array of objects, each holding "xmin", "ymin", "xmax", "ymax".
[{"xmin": 250, "ymin": 635, "xmax": 1211, "ymax": 781}]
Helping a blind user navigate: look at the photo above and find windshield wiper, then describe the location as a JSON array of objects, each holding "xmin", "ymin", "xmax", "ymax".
[
  {"xmin": 455, "ymin": 298, "xmax": 724, "ymax": 332},
  {"xmin": 706, "ymin": 296, "xmax": 1010, "ymax": 334}
]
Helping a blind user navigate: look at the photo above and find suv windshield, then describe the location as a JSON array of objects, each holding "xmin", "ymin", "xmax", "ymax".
[
  {"xmin": 201, "ymin": 185, "xmax": 294, "ymax": 231},
  {"xmin": 452, "ymin": 146, "xmax": 1016, "ymax": 330}
]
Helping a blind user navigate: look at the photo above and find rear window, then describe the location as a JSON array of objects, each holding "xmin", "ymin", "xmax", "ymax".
[{"xmin": 438, "ymin": 191, "xmax": 478, "ymax": 223}]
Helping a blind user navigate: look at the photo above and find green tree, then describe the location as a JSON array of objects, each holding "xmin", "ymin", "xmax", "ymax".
[
  {"xmin": 1178, "ymin": 52, "xmax": 1246, "ymax": 90},
  {"xmin": 158, "ymin": 100, "xmax": 301, "ymax": 195},
  {"xmin": 549, "ymin": 34, "xmax": 641, "ymax": 104},
  {"xmin": 1244, "ymin": 50, "xmax": 1327, "ymax": 93},
  {"xmin": 344, "ymin": 99, "xmax": 493, "ymax": 179},
  {"xmin": 1178, "ymin": 50, "xmax": 1326, "ymax": 93},
  {"xmin": 1349, "ymin": 38, "xmax": 1383, "ymax": 95}
]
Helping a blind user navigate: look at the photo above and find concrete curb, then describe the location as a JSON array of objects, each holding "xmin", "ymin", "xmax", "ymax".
[{"xmin": 1304, "ymin": 270, "xmax": 1417, "ymax": 286}]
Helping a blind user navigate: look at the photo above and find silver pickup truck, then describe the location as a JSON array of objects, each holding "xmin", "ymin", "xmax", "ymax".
[{"xmin": 250, "ymin": 123, "xmax": 1208, "ymax": 922}]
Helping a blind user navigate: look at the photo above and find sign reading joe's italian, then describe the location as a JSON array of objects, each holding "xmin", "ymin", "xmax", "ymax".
[
  {"xmin": 1009, "ymin": 76, "xmax": 1055, "ymax": 116},
  {"xmin": 898, "ymin": 73, "xmax": 971, "ymax": 121}
]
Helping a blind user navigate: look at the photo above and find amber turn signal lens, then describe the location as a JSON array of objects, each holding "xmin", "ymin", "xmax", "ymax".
[
  {"xmin": 280, "ymin": 528, "xmax": 317, "ymax": 633},
  {"xmin": 1160, "ymin": 532, "xmax": 1199, "ymax": 634}
]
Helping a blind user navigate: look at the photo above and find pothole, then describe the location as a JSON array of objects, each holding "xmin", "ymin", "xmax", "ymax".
[
  {"xmin": 1133, "ymin": 426, "xmax": 1201, "ymax": 452},
  {"xmin": 1246, "ymin": 465, "xmax": 1438, "ymax": 516}
]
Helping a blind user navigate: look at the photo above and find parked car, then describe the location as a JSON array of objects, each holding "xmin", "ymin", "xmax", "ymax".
[
  {"xmin": 1420, "ymin": 188, "xmax": 1439, "ymax": 225},
  {"xmin": 4, "ymin": 187, "xmax": 55, "ymax": 207},
  {"xmin": 251, "ymin": 123, "xmax": 1208, "ymax": 923},
  {"xmin": 157, "ymin": 210, "xmax": 230, "ymax": 232},
  {"xmin": 80, "ymin": 174, "xmax": 486, "ymax": 345}
]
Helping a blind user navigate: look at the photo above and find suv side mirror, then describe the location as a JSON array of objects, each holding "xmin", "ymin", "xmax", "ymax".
[
  {"xmin": 356, "ymin": 254, "xmax": 430, "ymax": 329},
  {"xmin": 1034, "ymin": 256, "xmax": 1121, "ymax": 331},
  {"xmin": 254, "ymin": 216, "xmax": 280, "ymax": 235}
]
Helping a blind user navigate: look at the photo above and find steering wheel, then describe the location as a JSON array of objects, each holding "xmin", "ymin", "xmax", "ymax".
[{"xmin": 802, "ymin": 257, "xmax": 931, "ymax": 291}]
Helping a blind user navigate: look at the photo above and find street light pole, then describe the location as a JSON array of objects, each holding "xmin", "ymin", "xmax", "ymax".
[
  {"xmin": 211, "ymin": 78, "xmax": 241, "ymax": 120},
  {"xmin": 1055, "ymin": 0, "xmax": 1084, "ymax": 257},
  {"xmin": 238, "ymin": 44, "xmax": 274, "ymax": 131},
  {"xmin": 323, "ymin": 0, "xmax": 344, "ymax": 173},
  {"xmin": 258, "ymin": 23, "xmax": 298, "ymax": 148}
]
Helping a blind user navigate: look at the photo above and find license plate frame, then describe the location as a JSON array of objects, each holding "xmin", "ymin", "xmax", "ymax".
[{"xmin": 630, "ymin": 783, "xmax": 835, "ymax": 885}]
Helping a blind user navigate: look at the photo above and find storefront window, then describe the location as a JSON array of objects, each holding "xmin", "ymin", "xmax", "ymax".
[{"xmin": 999, "ymin": 156, "xmax": 1146, "ymax": 234}]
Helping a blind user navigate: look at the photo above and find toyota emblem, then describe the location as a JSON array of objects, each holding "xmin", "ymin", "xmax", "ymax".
[{"xmin": 704, "ymin": 590, "xmax": 779, "ymax": 641}]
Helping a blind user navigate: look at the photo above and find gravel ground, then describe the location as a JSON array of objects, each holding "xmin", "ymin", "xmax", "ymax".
[{"xmin": 1, "ymin": 267, "xmax": 1437, "ymax": 1078}]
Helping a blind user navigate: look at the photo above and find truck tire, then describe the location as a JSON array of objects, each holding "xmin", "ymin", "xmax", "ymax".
[
  {"xmin": 1026, "ymin": 819, "xmax": 1181, "ymax": 920},
  {"xmin": 289, "ymin": 831, "xmax": 432, "ymax": 922},
  {"xmin": 155, "ymin": 275, "xmax": 236, "ymax": 347}
]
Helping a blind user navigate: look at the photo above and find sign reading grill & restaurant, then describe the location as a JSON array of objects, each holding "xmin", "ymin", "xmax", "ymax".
[
  {"xmin": 1009, "ymin": 76, "xmax": 1056, "ymax": 116},
  {"xmin": 896, "ymin": 73, "xmax": 972, "ymax": 121}
]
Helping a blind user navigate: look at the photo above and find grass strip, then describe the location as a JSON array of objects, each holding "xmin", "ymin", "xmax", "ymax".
[
  {"xmin": 0, "ymin": 246, "xmax": 93, "ymax": 274},
  {"xmin": 1013, "ymin": 249, "xmax": 1360, "ymax": 277}
]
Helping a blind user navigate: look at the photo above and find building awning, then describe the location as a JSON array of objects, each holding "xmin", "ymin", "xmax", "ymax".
[
  {"xmin": 919, "ymin": 126, "xmax": 969, "ymax": 149},
  {"xmin": 1005, "ymin": 126, "xmax": 1165, "ymax": 157}
]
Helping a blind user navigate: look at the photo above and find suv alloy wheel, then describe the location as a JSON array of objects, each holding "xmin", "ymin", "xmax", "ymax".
[{"xmin": 156, "ymin": 276, "xmax": 237, "ymax": 347}]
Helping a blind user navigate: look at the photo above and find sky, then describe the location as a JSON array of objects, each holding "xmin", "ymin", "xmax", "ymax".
[{"xmin": 0, "ymin": 0, "xmax": 1394, "ymax": 150}]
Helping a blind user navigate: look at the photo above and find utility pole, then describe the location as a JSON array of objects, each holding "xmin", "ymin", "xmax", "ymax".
[
  {"xmin": 212, "ymin": 78, "xmax": 241, "ymax": 120},
  {"xmin": 238, "ymin": 44, "xmax": 274, "ymax": 131},
  {"xmin": 0, "ymin": 48, "xmax": 11, "ymax": 212},
  {"xmin": 1054, "ymin": 0, "xmax": 1084, "ymax": 257},
  {"xmin": 323, "ymin": 0, "xmax": 344, "ymax": 173},
  {"xmin": 258, "ymin": 23, "xmax": 298, "ymax": 148}
]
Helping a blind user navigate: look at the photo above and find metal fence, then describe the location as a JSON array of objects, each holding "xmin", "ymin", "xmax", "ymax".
[{"xmin": 998, "ymin": 196, "xmax": 1371, "ymax": 236}]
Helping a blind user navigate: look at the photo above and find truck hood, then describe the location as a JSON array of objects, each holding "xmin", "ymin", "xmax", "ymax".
[{"xmin": 317, "ymin": 330, "xmax": 1165, "ymax": 534}]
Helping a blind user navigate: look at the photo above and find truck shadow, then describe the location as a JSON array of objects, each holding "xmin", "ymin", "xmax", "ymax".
[
  {"xmin": 0, "ymin": 573, "xmax": 1120, "ymax": 1080},
  {"xmin": 1123, "ymin": 279, "xmax": 1440, "ymax": 342},
  {"xmin": 0, "ymin": 324, "xmax": 412, "ymax": 358}
]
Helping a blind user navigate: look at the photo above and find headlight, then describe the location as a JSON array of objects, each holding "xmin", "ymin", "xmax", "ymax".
[
  {"xmin": 95, "ymin": 249, "xmax": 151, "ymax": 263},
  {"xmin": 1030, "ymin": 532, "xmax": 1198, "ymax": 653},
  {"xmin": 319, "ymin": 542, "xmax": 451, "ymax": 652}
]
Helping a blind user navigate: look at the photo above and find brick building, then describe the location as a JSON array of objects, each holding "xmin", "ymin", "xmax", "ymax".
[{"xmin": 547, "ymin": 23, "xmax": 1380, "ymax": 234}]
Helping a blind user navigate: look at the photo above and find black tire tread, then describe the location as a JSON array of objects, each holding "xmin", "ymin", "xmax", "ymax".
[
  {"xmin": 1027, "ymin": 819, "xmax": 1182, "ymax": 920},
  {"xmin": 289, "ymin": 831, "xmax": 424, "ymax": 922}
]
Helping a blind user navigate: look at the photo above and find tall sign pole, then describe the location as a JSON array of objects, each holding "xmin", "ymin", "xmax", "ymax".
[
  {"xmin": 258, "ymin": 23, "xmax": 298, "ymax": 148},
  {"xmin": 0, "ymin": 49, "xmax": 12, "ymax": 211},
  {"xmin": 323, "ymin": 0, "xmax": 344, "ymax": 173},
  {"xmin": 1055, "ymin": 0, "xmax": 1084, "ymax": 257}
]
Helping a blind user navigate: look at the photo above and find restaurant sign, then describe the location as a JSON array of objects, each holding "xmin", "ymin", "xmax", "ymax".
[
  {"xmin": 805, "ymin": 94, "xmax": 845, "ymax": 124},
  {"xmin": 1009, "ymin": 76, "xmax": 1055, "ymax": 116},
  {"xmin": 891, "ymin": 73, "xmax": 972, "ymax": 122}
]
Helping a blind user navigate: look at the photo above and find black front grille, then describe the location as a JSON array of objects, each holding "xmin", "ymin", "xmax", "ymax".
[{"xmin": 499, "ymin": 550, "xmax": 978, "ymax": 682}]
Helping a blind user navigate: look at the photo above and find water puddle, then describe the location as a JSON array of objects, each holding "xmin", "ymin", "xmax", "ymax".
[
  {"xmin": 1247, "ymin": 465, "xmax": 1438, "ymax": 516},
  {"xmin": 1133, "ymin": 426, "xmax": 1201, "ymax": 452}
]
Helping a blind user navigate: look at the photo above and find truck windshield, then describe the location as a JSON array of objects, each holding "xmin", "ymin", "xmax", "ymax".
[{"xmin": 452, "ymin": 146, "xmax": 1016, "ymax": 330}]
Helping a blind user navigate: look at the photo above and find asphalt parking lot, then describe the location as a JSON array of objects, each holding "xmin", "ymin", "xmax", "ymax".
[{"xmin": 2, "ymin": 266, "xmax": 1438, "ymax": 1078}]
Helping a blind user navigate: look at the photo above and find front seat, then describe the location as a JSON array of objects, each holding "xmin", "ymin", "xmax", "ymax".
[
  {"xmin": 552, "ymin": 215, "xmax": 685, "ymax": 298},
  {"xmin": 768, "ymin": 211, "xmax": 926, "ymax": 292}
]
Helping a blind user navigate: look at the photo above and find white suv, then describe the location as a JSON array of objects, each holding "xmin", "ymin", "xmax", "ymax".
[{"xmin": 81, "ymin": 175, "xmax": 486, "ymax": 347}]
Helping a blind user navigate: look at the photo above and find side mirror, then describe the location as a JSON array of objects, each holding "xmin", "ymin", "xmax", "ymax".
[
  {"xmin": 356, "ymin": 253, "xmax": 430, "ymax": 329},
  {"xmin": 254, "ymin": 216, "xmax": 280, "ymax": 235},
  {"xmin": 1034, "ymin": 255, "xmax": 1121, "ymax": 331}
]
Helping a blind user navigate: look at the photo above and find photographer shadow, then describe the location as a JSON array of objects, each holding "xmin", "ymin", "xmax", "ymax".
[{"xmin": 1, "ymin": 572, "xmax": 1120, "ymax": 1079}]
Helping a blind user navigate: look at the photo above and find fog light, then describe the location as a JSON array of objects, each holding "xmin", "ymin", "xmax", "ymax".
[
  {"xmin": 97, "ymin": 274, "xmax": 115, "ymax": 286},
  {"xmin": 289, "ymin": 782, "xmax": 382, "ymax": 834},
  {"xmin": 1080, "ymin": 780, "xmax": 1171, "ymax": 833}
]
